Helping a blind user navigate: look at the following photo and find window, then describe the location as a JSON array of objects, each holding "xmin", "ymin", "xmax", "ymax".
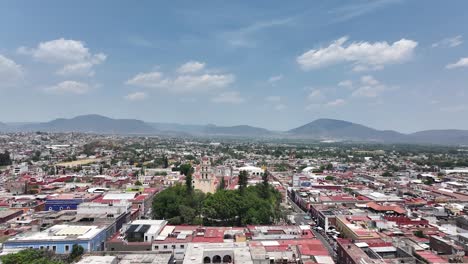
[
  {"xmin": 52, "ymin": 246, "xmax": 56, "ymax": 252},
  {"xmin": 163, "ymin": 245, "xmax": 168, "ymax": 249},
  {"xmin": 40, "ymin": 246, "xmax": 44, "ymax": 250},
  {"xmin": 65, "ymin": 245, "xmax": 70, "ymax": 252},
  {"xmin": 172, "ymin": 245, "xmax": 176, "ymax": 249},
  {"xmin": 155, "ymin": 245, "xmax": 159, "ymax": 250},
  {"xmin": 180, "ymin": 245, "xmax": 184, "ymax": 249}
]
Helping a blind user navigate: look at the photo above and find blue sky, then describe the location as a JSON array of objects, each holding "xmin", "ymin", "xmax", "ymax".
[{"xmin": 1, "ymin": 0, "xmax": 468, "ymax": 133}]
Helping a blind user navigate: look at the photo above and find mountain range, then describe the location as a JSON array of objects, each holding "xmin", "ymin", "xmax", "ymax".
[{"xmin": 1, "ymin": 114, "xmax": 468, "ymax": 145}]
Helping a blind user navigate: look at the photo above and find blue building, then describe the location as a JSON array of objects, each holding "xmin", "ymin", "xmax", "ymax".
[
  {"xmin": 44, "ymin": 193, "xmax": 101, "ymax": 211},
  {"xmin": 3, "ymin": 224, "xmax": 109, "ymax": 254}
]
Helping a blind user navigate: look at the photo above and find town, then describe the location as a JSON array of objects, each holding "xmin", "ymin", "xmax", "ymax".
[{"xmin": 0, "ymin": 132, "xmax": 468, "ymax": 263}]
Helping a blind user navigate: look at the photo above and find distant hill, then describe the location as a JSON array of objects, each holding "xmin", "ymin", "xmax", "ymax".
[
  {"xmin": 148, "ymin": 122, "xmax": 206, "ymax": 134},
  {"xmin": 4, "ymin": 115, "xmax": 468, "ymax": 145},
  {"xmin": 20, "ymin": 114, "xmax": 156, "ymax": 134},
  {"xmin": 288, "ymin": 118, "xmax": 405, "ymax": 142},
  {"xmin": 203, "ymin": 124, "xmax": 272, "ymax": 136},
  {"xmin": 0, "ymin": 122, "xmax": 7, "ymax": 131},
  {"xmin": 408, "ymin": 130, "xmax": 468, "ymax": 145}
]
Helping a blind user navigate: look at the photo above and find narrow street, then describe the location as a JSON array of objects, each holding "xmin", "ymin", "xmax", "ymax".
[{"xmin": 287, "ymin": 195, "xmax": 337, "ymax": 260}]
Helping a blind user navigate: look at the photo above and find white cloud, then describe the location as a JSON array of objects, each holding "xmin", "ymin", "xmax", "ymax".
[
  {"xmin": 432, "ymin": 35, "xmax": 463, "ymax": 48},
  {"xmin": 126, "ymin": 71, "xmax": 169, "ymax": 88},
  {"xmin": 211, "ymin": 91, "xmax": 245, "ymax": 104},
  {"xmin": 329, "ymin": 0, "xmax": 402, "ymax": 23},
  {"xmin": 352, "ymin": 75, "xmax": 386, "ymax": 98},
  {"xmin": 440, "ymin": 105, "xmax": 467, "ymax": 113},
  {"xmin": 338, "ymin": 80, "xmax": 353, "ymax": 89},
  {"xmin": 274, "ymin": 104, "xmax": 287, "ymax": 111},
  {"xmin": 126, "ymin": 67, "xmax": 235, "ymax": 93},
  {"xmin": 307, "ymin": 89, "xmax": 323, "ymax": 101},
  {"xmin": 326, "ymin": 98, "xmax": 346, "ymax": 107},
  {"xmin": 44, "ymin": 81, "xmax": 91, "ymax": 95},
  {"xmin": 297, "ymin": 36, "xmax": 417, "ymax": 71},
  {"xmin": 446, "ymin": 57, "xmax": 468, "ymax": 69},
  {"xmin": 265, "ymin": 95, "xmax": 281, "ymax": 102},
  {"xmin": 268, "ymin": 74, "xmax": 283, "ymax": 84},
  {"xmin": 223, "ymin": 18, "xmax": 292, "ymax": 48},
  {"xmin": 177, "ymin": 61, "xmax": 205, "ymax": 74},
  {"xmin": 125, "ymin": 92, "xmax": 147, "ymax": 101},
  {"xmin": 0, "ymin": 55, "xmax": 23, "ymax": 83},
  {"xmin": 56, "ymin": 62, "xmax": 95, "ymax": 76},
  {"xmin": 18, "ymin": 38, "xmax": 106, "ymax": 76},
  {"xmin": 173, "ymin": 74, "xmax": 234, "ymax": 92}
]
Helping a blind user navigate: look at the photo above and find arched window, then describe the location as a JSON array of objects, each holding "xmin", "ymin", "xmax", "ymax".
[
  {"xmin": 223, "ymin": 255, "xmax": 232, "ymax": 263},
  {"xmin": 203, "ymin": 256, "xmax": 211, "ymax": 263},
  {"xmin": 213, "ymin": 255, "xmax": 221, "ymax": 263}
]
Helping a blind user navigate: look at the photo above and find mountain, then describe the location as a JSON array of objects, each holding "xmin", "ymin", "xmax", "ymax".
[
  {"xmin": 20, "ymin": 114, "xmax": 156, "ymax": 134},
  {"xmin": 148, "ymin": 122, "xmax": 206, "ymax": 134},
  {"xmin": 288, "ymin": 118, "xmax": 405, "ymax": 142},
  {"xmin": 149, "ymin": 122, "xmax": 272, "ymax": 137},
  {"xmin": 408, "ymin": 130, "xmax": 468, "ymax": 145},
  {"xmin": 203, "ymin": 124, "xmax": 272, "ymax": 136},
  {"xmin": 4, "ymin": 115, "xmax": 468, "ymax": 145},
  {"xmin": 0, "ymin": 122, "xmax": 7, "ymax": 131}
]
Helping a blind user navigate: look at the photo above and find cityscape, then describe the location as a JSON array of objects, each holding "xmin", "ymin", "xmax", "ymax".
[{"xmin": 1, "ymin": 1, "xmax": 468, "ymax": 264}]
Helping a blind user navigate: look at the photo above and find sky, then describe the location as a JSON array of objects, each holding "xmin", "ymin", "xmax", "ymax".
[{"xmin": 0, "ymin": 0, "xmax": 468, "ymax": 133}]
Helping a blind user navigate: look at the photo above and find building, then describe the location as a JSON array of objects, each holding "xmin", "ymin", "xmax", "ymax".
[
  {"xmin": 193, "ymin": 157, "xmax": 218, "ymax": 194},
  {"xmin": 3, "ymin": 224, "xmax": 109, "ymax": 253}
]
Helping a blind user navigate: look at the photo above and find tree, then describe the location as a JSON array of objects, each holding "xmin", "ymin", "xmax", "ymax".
[
  {"xmin": 261, "ymin": 171, "xmax": 270, "ymax": 199},
  {"xmin": 238, "ymin": 171, "xmax": 248, "ymax": 194},
  {"xmin": 381, "ymin": 171, "xmax": 393, "ymax": 177},
  {"xmin": 69, "ymin": 244, "xmax": 84, "ymax": 262},
  {"xmin": 163, "ymin": 155, "xmax": 169, "ymax": 168},
  {"xmin": 0, "ymin": 249, "xmax": 64, "ymax": 264},
  {"xmin": 325, "ymin": 176, "xmax": 334, "ymax": 181},
  {"xmin": 185, "ymin": 173, "xmax": 193, "ymax": 193},
  {"xmin": 0, "ymin": 151, "xmax": 12, "ymax": 166},
  {"xmin": 218, "ymin": 177, "xmax": 226, "ymax": 190},
  {"xmin": 152, "ymin": 184, "xmax": 205, "ymax": 225},
  {"xmin": 413, "ymin": 230, "xmax": 425, "ymax": 238},
  {"xmin": 135, "ymin": 180, "xmax": 143, "ymax": 186},
  {"xmin": 179, "ymin": 164, "xmax": 193, "ymax": 176}
]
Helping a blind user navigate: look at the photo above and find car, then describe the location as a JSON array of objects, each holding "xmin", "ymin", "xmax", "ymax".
[{"xmin": 304, "ymin": 215, "xmax": 311, "ymax": 220}]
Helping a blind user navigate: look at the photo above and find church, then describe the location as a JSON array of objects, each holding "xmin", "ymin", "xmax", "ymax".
[{"xmin": 192, "ymin": 156, "xmax": 218, "ymax": 193}]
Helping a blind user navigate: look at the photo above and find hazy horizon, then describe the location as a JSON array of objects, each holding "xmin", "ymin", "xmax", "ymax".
[{"xmin": 1, "ymin": 1, "xmax": 468, "ymax": 133}]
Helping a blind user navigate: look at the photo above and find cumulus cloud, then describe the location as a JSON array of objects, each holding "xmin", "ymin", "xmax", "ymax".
[
  {"xmin": 265, "ymin": 96, "xmax": 286, "ymax": 110},
  {"xmin": 18, "ymin": 38, "xmax": 106, "ymax": 76},
  {"xmin": 446, "ymin": 57, "xmax": 468, "ymax": 69},
  {"xmin": 126, "ymin": 62, "xmax": 235, "ymax": 93},
  {"xmin": 268, "ymin": 74, "xmax": 283, "ymax": 84},
  {"xmin": 0, "ymin": 55, "xmax": 23, "ymax": 84},
  {"xmin": 125, "ymin": 92, "xmax": 147, "ymax": 101},
  {"xmin": 222, "ymin": 18, "xmax": 293, "ymax": 48},
  {"xmin": 440, "ymin": 105, "xmax": 467, "ymax": 113},
  {"xmin": 326, "ymin": 98, "xmax": 346, "ymax": 107},
  {"xmin": 274, "ymin": 104, "xmax": 286, "ymax": 111},
  {"xmin": 432, "ymin": 35, "xmax": 463, "ymax": 48},
  {"xmin": 307, "ymin": 89, "xmax": 323, "ymax": 101},
  {"xmin": 352, "ymin": 75, "xmax": 386, "ymax": 98},
  {"xmin": 297, "ymin": 36, "xmax": 417, "ymax": 71},
  {"xmin": 177, "ymin": 61, "xmax": 205, "ymax": 74},
  {"xmin": 338, "ymin": 80, "xmax": 353, "ymax": 89},
  {"xmin": 265, "ymin": 96, "xmax": 281, "ymax": 102},
  {"xmin": 211, "ymin": 91, "xmax": 245, "ymax": 104},
  {"xmin": 44, "ymin": 81, "xmax": 91, "ymax": 95}
]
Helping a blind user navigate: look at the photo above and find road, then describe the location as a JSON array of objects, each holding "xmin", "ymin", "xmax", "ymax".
[
  {"xmin": 287, "ymin": 196, "xmax": 337, "ymax": 261},
  {"xmin": 312, "ymin": 229, "xmax": 336, "ymax": 259}
]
